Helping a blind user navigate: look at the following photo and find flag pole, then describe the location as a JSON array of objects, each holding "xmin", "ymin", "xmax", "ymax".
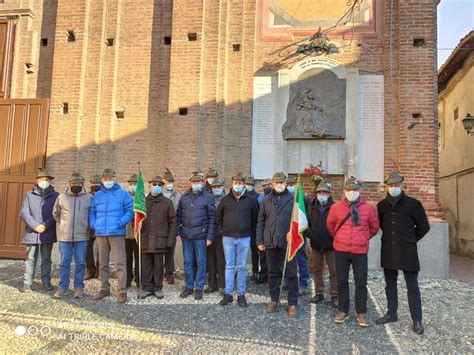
[
  {"xmin": 137, "ymin": 161, "xmax": 143, "ymax": 298},
  {"xmin": 277, "ymin": 241, "xmax": 290, "ymax": 309},
  {"xmin": 138, "ymin": 228, "xmax": 142, "ymax": 295},
  {"xmin": 277, "ymin": 176, "xmax": 300, "ymax": 310}
]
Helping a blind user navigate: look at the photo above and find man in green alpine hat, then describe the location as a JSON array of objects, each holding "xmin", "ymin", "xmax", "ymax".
[
  {"xmin": 52, "ymin": 172, "xmax": 91, "ymax": 299},
  {"xmin": 375, "ymin": 171, "xmax": 430, "ymax": 335},
  {"xmin": 20, "ymin": 168, "xmax": 59, "ymax": 293},
  {"xmin": 162, "ymin": 168, "xmax": 181, "ymax": 284},
  {"xmin": 90, "ymin": 168, "xmax": 134, "ymax": 303}
]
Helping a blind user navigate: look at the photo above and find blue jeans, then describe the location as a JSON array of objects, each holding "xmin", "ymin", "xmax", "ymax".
[
  {"xmin": 24, "ymin": 243, "xmax": 53, "ymax": 285},
  {"xmin": 182, "ymin": 239, "xmax": 207, "ymax": 291},
  {"xmin": 222, "ymin": 236, "xmax": 251, "ymax": 296},
  {"xmin": 284, "ymin": 237, "xmax": 310, "ymax": 288},
  {"xmin": 58, "ymin": 241, "xmax": 88, "ymax": 290}
]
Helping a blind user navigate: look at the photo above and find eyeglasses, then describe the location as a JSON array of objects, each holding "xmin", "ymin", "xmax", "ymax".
[{"xmin": 151, "ymin": 183, "xmax": 163, "ymax": 186}]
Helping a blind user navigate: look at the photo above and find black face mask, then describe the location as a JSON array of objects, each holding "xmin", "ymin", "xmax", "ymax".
[
  {"xmin": 71, "ymin": 186, "xmax": 83, "ymax": 194},
  {"xmin": 263, "ymin": 187, "xmax": 272, "ymax": 195},
  {"xmin": 90, "ymin": 185, "xmax": 101, "ymax": 193}
]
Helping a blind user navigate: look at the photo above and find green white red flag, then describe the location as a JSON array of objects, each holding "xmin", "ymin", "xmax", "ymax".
[
  {"xmin": 287, "ymin": 179, "xmax": 308, "ymax": 261},
  {"xmin": 133, "ymin": 169, "xmax": 147, "ymax": 239}
]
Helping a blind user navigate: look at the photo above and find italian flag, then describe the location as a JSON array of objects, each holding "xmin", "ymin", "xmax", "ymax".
[
  {"xmin": 133, "ymin": 169, "xmax": 147, "ymax": 239},
  {"xmin": 287, "ymin": 179, "xmax": 308, "ymax": 261}
]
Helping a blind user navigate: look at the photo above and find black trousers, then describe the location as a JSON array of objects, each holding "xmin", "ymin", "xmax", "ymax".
[
  {"xmin": 141, "ymin": 252, "xmax": 165, "ymax": 292},
  {"xmin": 335, "ymin": 251, "xmax": 368, "ymax": 314},
  {"xmin": 266, "ymin": 247, "xmax": 298, "ymax": 306},
  {"xmin": 165, "ymin": 245, "xmax": 175, "ymax": 276},
  {"xmin": 86, "ymin": 237, "xmax": 99, "ymax": 276},
  {"xmin": 384, "ymin": 268, "xmax": 422, "ymax": 321},
  {"xmin": 206, "ymin": 235, "xmax": 225, "ymax": 289},
  {"xmin": 125, "ymin": 238, "xmax": 139, "ymax": 286},
  {"xmin": 251, "ymin": 240, "xmax": 267, "ymax": 276}
]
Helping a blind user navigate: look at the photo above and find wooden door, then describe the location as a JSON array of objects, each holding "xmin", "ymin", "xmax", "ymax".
[{"xmin": 0, "ymin": 99, "xmax": 50, "ymax": 259}]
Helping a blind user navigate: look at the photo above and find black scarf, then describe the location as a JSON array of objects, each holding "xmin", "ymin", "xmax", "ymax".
[{"xmin": 387, "ymin": 191, "xmax": 403, "ymax": 207}]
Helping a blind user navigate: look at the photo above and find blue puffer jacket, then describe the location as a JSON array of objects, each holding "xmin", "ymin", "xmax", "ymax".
[
  {"xmin": 20, "ymin": 185, "xmax": 59, "ymax": 244},
  {"xmin": 89, "ymin": 183, "xmax": 134, "ymax": 237},
  {"xmin": 176, "ymin": 188, "xmax": 216, "ymax": 241}
]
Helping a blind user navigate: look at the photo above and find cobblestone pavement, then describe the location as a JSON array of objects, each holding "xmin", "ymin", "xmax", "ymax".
[{"xmin": 0, "ymin": 260, "xmax": 473, "ymax": 353}]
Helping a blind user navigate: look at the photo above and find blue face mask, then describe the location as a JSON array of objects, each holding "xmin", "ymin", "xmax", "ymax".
[
  {"xmin": 246, "ymin": 185, "xmax": 254, "ymax": 192},
  {"xmin": 317, "ymin": 195, "xmax": 329, "ymax": 204},
  {"xmin": 263, "ymin": 187, "xmax": 272, "ymax": 195},
  {"xmin": 212, "ymin": 188, "xmax": 223, "ymax": 196},
  {"xmin": 192, "ymin": 184, "xmax": 202, "ymax": 193},
  {"xmin": 388, "ymin": 186, "xmax": 402, "ymax": 197},
  {"xmin": 151, "ymin": 186, "xmax": 162, "ymax": 195},
  {"xmin": 287, "ymin": 185, "xmax": 295, "ymax": 194},
  {"xmin": 129, "ymin": 185, "xmax": 137, "ymax": 193},
  {"xmin": 233, "ymin": 184, "xmax": 244, "ymax": 193},
  {"xmin": 103, "ymin": 181, "xmax": 114, "ymax": 189}
]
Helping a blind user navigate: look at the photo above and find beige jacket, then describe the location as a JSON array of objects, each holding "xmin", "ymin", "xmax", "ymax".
[{"xmin": 53, "ymin": 189, "xmax": 92, "ymax": 242}]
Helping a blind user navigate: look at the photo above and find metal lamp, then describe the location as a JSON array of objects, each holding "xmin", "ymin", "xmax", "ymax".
[{"xmin": 462, "ymin": 113, "xmax": 474, "ymax": 135}]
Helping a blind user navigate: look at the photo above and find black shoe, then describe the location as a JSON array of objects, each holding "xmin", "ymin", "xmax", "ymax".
[
  {"xmin": 375, "ymin": 313, "xmax": 398, "ymax": 325},
  {"xmin": 237, "ymin": 295, "xmax": 248, "ymax": 307},
  {"xmin": 250, "ymin": 273, "xmax": 259, "ymax": 282},
  {"xmin": 311, "ymin": 294, "xmax": 324, "ymax": 304},
  {"xmin": 194, "ymin": 289, "xmax": 203, "ymax": 300},
  {"xmin": 255, "ymin": 275, "xmax": 267, "ymax": 284},
  {"xmin": 331, "ymin": 296, "xmax": 338, "ymax": 308},
  {"xmin": 204, "ymin": 287, "xmax": 218, "ymax": 294},
  {"xmin": 179, "ymin": 288, "xmax": 193, "ymax": 298},
  {"xmin": 219, "ymin": 294, "xmax": 233, "ymax": 306},
  {"xmin": 412, "ymin": 320, "xmax": 424, "ymax": 335},
  {"xmin": 137, "ymin": 290, "xmax": 154, "ymax": 299}
]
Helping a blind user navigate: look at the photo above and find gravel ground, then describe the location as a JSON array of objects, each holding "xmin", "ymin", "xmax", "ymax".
[{"xmin": 0, "ymin": 259, "xmax": 473, "ymax": 353}]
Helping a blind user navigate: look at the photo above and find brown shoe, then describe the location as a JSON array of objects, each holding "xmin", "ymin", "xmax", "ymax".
[
  {"xmin": 117, "ymin": 292, "xmax": 128, "ymax": 304},
  {"xmin": 356, "ymin": 313, "xmax": 369, "ymax": 328},
  {"xmin": 165, "ymin": 274, "xmax": 175, "ymax": 285},
  {"xmin": 334, "ymin": 312, "xmax": 349, "ymax": 324},
  {"xmin": 93, "ymin": 289, "xmax": 111, "ymax": 301},
  {"xmin": 266, "ymin": 301, "xmax": 278, "ymax": 313},
  {"xmin": 84, "ymin": 271, "xmax": 96, "ymax": 280},
  {"xmin": 288, "ymin": 305, "xmax": 298, "ymax": 318}
]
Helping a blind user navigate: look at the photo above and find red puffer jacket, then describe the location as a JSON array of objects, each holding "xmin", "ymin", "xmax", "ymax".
[{"xmin": 327, "ymin": 197, "xmax": 379, "ymax": 255}]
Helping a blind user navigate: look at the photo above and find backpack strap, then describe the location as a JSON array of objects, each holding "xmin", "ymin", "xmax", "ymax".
[{"xmin": 335, "ymin": 212, "xmax": 351, "ymax": 234}]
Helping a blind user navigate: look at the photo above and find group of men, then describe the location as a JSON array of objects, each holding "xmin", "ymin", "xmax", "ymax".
[{"xmin": 19, "ymin": 166, "xmax": 430, "ymax": 334}]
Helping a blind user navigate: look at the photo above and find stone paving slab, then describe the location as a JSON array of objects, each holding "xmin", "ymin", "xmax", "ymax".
[{"xmin": 0, "ymin": 260, "xmax": 473, "ymax": 353}]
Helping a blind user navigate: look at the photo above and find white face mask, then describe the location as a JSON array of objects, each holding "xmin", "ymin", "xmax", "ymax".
[
  {"xmin": 207, "ymin": 178, "xmax": 214, "ymax": 185},
  {"xmin": 165, "ymin": 183, "xmax": 173, "ymax": 191},
  {"xmin": 274, "ymin": 183, "xmax": 286, "ymax": 193},
  {"xmin": 388, "ymin": 186, "xmax": 402, "ymax": 197},
  {"xmin": 345, "ymin": 191, "xmax": 360, "ymax": 202},
  {"xmin": 38, "ymin": 181, "xmax": 50, "ymax": 190}
]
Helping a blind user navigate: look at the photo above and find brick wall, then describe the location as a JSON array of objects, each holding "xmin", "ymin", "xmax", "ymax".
[{"xmin": 2, "ymin": 0, "xmax": 442, "ymax": 217}]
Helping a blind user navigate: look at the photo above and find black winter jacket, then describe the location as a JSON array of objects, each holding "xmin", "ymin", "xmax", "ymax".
[
  {"xmin": 256, "ymin": 189, "xmax": 294, "ymax": 249},
  {"xmin": 305, "ymin": 196, "xmax": 335, "ymax": 251},
  {"xmin": 377, "ymin": 192, "xmax": 430, "ymax": 271},
  {"xmin": 217, "ymin": 190, "xmax": 258, "ymax": 238}
]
